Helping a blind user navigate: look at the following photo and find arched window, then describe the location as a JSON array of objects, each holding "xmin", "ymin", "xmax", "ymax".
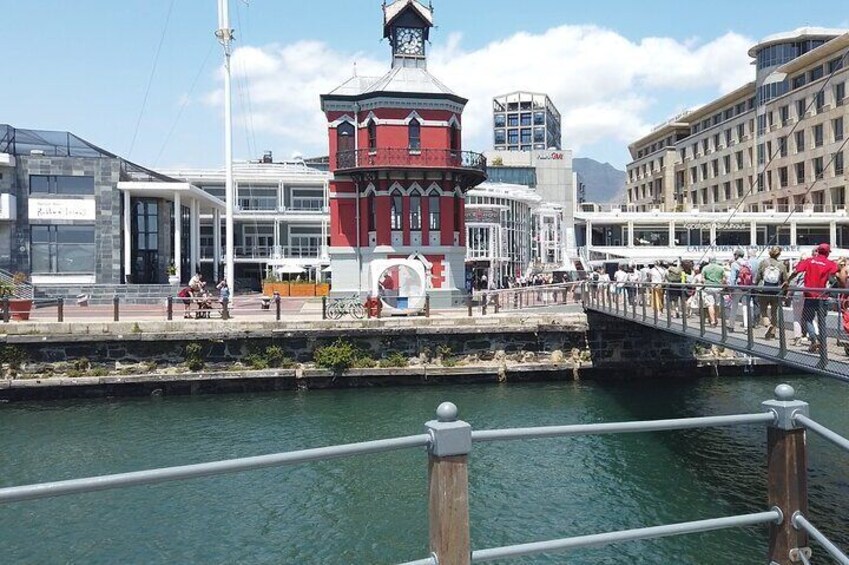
[
  {"xmin": 450, "ymin": 123, "xmax": 461, "ymax": 152},
  {"xmin": 337, "ymin": 121, "xmax": 355, "ymax": 153},
  {"xmin": 409, "ymin": 189, "xmax": 422, "ymax": 231},
  {"xmin": 408, "ymin": 118, "xmax": 421, "ymax": 151},
  {"xmin": 367, "ymin": 192, "xmax": 376, "ymax": 232},
  {"xmin": 367, "ymin": 120, "xmax": 377, "ymax": 151},
  {"xmin": 390, "ymin": 189, "xmax": 403, "ymax": 231},
  {"xmin": 428, "ymin": 192, "xmax": 441, "ymax": 231}
]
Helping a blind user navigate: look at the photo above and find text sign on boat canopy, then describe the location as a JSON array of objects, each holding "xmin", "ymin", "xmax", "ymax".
[{"xmin": 29, "ymin": 198, "xmax": 96, "ymax": 221}]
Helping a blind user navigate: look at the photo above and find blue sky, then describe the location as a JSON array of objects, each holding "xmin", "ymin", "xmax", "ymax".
[{"xmin": 3, "ymin": 0, "xmax": 848, "ymax": 170}]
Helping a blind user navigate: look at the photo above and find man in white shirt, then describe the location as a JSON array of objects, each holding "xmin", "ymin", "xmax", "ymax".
[{"xmin": 649, "ymin": 262, "xmax": 665, "ymax": 313}]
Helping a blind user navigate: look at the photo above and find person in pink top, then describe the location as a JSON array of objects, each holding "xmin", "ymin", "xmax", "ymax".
[{"xmin": 794, "ymin": 243, "xmax": 839, "ymax": 352}]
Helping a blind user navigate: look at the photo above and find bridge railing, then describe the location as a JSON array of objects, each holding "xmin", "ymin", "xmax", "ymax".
[
  {"xmin": 470, "ymin": 281, "xmax": 584, "ymax": 315},
  {"xmin": 583, "ymin": 279, "xmax": 849, "ymax": 378},
  {"xmin": 1, "ymin": 385, "xmax": 847, "ymax": 564}
]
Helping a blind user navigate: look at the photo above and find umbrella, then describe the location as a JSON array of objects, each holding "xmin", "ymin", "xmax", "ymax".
[
  {"xmin": 275, "ymin": 263, "xmax": 305, "ymax": 275},
  {"xmin": 321, "ymin": 265, "xmax": 333, "ymax": 273}
]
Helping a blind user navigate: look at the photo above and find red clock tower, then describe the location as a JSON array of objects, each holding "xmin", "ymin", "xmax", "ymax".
[{"xmin": 320, "ymin": 0, "xmax": 486, "ymax": 306}]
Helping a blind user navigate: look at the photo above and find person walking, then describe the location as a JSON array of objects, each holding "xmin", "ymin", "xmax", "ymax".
[
  {"xmin": 665, "ymin": 261, "xmax": 684, "ymax": 318},
  {"xmin": 789, "ymin": 252, "xmax": 810, "ymax": 346},
  {"xmin": 794, "ymin": 243, "xmax": 839, "ymax": 353},
  {"xmin": 754, "ymin": 246, "xmax": 788, "ymax": 340},
  {"xmin": 702, "ymin": 257, "xmax": 725, "ymax": 327},
  {"xmin": 726, "ymin": 249, "xmax": 752, "ymax": 332},
  {"xmin": 649, "ymin": 262, "xmax": 665, "ymax": 314}
]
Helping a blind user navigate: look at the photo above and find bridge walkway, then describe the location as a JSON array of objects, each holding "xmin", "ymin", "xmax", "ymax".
[{"xmin": 584, "ymin": 282, "xmax": 849, "ymax": 380}]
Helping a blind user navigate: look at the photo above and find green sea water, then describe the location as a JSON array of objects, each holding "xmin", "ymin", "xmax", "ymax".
[{"xmin": 1, "ymin": 376, "xmax": 847, "ymax": 564}]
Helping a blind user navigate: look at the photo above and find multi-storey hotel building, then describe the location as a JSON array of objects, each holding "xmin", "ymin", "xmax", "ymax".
[
  {"xmin": 493, "ymin": 91, "xmax": 562, "ymax": 152},
  {"xmin": 626, "ymin": 28, "xmax": 849, "ymax": 214}
]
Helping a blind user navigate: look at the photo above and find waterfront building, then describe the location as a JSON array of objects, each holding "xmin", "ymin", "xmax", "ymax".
[
  {"xmin": 465, "ymin": 182, "xmax": 544, "ymax": 286},
  {"xmin": 164, "ymin": 154, "xmax": 331, "ymax": 291},
  {"xmin": 575, "ymin": 203, "xmax": 849, "ymax": 265},
  {"xmin": 0, "ymin": 124, "xmax": 223, "ymax": 293},
  {"xmin": 319, "ymin": 0, "xmax": 486, "ymax": 305},
  {"xmin": 626, "ymin": 27, "xmax": 849, "ymax": 214},
  {"xmin": 492, "ymin": 91, "xmax": 562, "ymax": 151}
]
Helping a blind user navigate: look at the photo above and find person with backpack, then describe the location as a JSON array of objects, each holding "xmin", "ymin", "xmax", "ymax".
[
  {"xmin": 726, "ymin": 249, "xmax": 752, "ymax": 332},
  {"xmin": 755, "ymin": 246, "xmax": 788, "ymax": 340},
  {"xmin": 665, "ymin": 261, "xmax": 684, "ymax": 318}
]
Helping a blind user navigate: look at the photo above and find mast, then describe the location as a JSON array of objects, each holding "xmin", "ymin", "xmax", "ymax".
[{"xmin": 215, "ymin": 0, "xmax": 235, "ymax": 292}]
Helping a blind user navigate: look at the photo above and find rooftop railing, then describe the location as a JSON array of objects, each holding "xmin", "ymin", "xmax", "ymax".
[{"xmin": 1, "ymin": 385, "xmax": 846, "ymax": 563}]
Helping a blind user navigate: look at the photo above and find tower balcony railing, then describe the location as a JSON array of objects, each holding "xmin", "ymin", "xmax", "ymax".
[{"xmin": 335, "ymin": 148, "xmax": 487, "ymax": 176}]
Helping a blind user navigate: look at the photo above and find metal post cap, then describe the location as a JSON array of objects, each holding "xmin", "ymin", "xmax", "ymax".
[
  {"xmin": 774, "ymin": 384, "xmax": 795, "ymax": 401},
  {"xmin": 436, "ymin": 402, "xmax": 458, "ymax": 422}
]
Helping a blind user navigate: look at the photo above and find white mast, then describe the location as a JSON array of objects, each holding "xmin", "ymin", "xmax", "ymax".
[{"xmin": 216, "ymin": 0, "xmax": 235, "ymax": 292}]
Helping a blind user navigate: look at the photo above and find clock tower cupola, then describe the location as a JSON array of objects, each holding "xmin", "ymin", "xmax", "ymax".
[{"xmin": 383, "ymin": 0, "xmax": 433, "ymax": 69}]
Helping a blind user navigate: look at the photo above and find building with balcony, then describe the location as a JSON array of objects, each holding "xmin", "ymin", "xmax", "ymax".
[
  {"xmin": 626, "ymin": 27, "xmax": 849, "ymax": 214},
  {"xmin": 493, "ymin": 91, "xmax": 562, "ymax": 151},
  {"xmin": 0, "ymin": 124, "xmax": 223, "ymax": 293},
  {"xmin": 319, "ymin": 0, "xmax": 486, "ymax": 305},
  {"xmin": 163, "ymin": 155, "xmax": 330, "ymax": 291}
]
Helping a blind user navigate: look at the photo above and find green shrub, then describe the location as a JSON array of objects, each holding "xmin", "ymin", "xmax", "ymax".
[
  {"xmin": 0, "ymin": 345, "xmax": 27, "ymax": 370},
  {"xmin": 442, "ymin": 357, "xmax": 458, "ymax": 368},
  {"xmin": 379, "ymin": 351, "xmax": 409, "ymax": 368},
  {"xmin": 73, "ymin": 358, "xmax": 91, "ymax": 372},
  {"xmin": 264, "ymin": 345, "xmax": 286, "ymax": 368},
  {"xmin": 245, "ymin": 354, "xmax": 269, "ymax": 370},
  {"xmin": 313, "ymin": 339, "xmax": 372, "ymax": 373},
  {"xmin": 352, "ymin": 357, "xmax": 377, "ymax": 369},
  {"xmin": 436, "ymin": 344, "xmax": 453, "ymax": 359},
  {"xmin": 89, "ymin": 367, "xmax": 109, "ymax": 377},
  {"xmin": 185, "ymin": 342, "xmax": 205, "ymax": 371}
]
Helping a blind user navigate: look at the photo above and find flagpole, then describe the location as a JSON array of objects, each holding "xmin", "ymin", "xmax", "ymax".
[{"xmin": 216, "ymin": 0, "xmax": 235, "ymax": 292}]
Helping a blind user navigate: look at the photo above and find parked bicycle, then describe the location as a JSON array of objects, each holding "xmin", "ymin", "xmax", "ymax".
[{"xmin": 326, "ymin": 294, "xmax": 366, "ymax": 319}]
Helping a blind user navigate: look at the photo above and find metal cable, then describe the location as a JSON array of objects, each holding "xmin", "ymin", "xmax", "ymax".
[{"xmin": 127, "ymin": 0, "xmax": 178, "ymax": 159}]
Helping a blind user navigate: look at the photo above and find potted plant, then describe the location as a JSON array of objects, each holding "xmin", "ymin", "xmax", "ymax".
[
  {"xmin": 167, "ymin": 263, "xmax": 180, "ymax": 286},
  {"xmin": 1, "ymin": 273, "xmax": 33, "ymax": 321}
]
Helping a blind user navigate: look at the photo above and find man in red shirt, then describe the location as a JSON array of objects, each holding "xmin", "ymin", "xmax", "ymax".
[{"xmin": 794, "ymin": 243, "xmax": 839, "ymax": 352}]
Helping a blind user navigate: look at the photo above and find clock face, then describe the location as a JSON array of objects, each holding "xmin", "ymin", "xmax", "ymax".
[{"xmin": 396, "ymin": 27, "xmax": 424, "ymax": 56}]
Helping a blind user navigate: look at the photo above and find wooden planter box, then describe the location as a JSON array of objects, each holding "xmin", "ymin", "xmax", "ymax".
[{"xmin": 262, "ymin": 282, "xmax": 331, "ymax": 297}]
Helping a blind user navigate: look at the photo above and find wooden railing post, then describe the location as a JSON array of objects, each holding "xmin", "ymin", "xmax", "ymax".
[
  {"xmin": 763, "ymin": 384, "xmax": 809, "ymax": 564},
  {"xmin": 57, "ymin": 297, "xmax": 64, "ymax": 323},
  {"xmin": 166, "ymin": 296, "xmax": 173, "ymax": 321},
  {"xmin": 467, "ymin": 294, "xmax": 472, "ymax": 317},
  {"xmin": 222, "ymin": 297, "xmax": 230, "ymax": 320},
  {"xmin": 113, "ymin": 295, "xmax": 120, "ymax": 322},
  {"xmin": 275, "ymin": 294, "xmax": 281, "ymax": 322},
  {"xmin": 424, "ymin": 294, "xmax": 430, "ymax": 318},
  {"xmin": 425, "ymin": 402, "xmax": 471, "ymax": 565},
  {"xmin": 322, "ymin": 296, "xmax": 327, "ymax": 320}
]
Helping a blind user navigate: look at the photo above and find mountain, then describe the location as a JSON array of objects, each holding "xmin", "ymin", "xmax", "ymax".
[{"xmin": 573, "ymin": 158, "xmax": 626, "ymax": 204}]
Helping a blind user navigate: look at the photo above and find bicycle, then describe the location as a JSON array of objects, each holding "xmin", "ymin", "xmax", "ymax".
[{"xmin": 327, "ymin": 294, "xmax": 365, "ymax": 319}]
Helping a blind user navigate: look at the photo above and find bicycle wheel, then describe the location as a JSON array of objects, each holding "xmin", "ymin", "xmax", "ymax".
[
  {"xmin": 349, "ymin": 302, "xmax": 366, "ymax": 319},
  {"xmin": 327, "ymin": 301, "xmax": 342, "ymax": 320}
]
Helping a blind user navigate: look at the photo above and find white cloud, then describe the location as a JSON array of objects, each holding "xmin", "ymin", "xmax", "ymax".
[{"xmin": 206, "ymin": 25, "xmax": 755, "ymax": 163}]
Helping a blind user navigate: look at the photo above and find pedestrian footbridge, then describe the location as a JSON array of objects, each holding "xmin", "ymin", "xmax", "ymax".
[{"xmin": 583, "ymin": 282, "xmax": 849, "ymax": 381}]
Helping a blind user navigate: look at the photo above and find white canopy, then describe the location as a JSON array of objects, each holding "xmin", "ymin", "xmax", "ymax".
[{"xmin": 275, "ymin": 263, "xmax": 305, "ymax": 275}]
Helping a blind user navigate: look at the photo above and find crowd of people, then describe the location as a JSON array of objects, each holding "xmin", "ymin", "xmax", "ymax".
[{"xmin": 588, "ymin": 243, "xmax": 849, "ymax": 354}]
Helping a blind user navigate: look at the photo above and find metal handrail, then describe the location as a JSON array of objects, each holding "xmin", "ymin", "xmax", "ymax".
[
  {"xmin": 794, "ymin": 414, "xmax": 849, "ymax": 454},
  {"xmin": 3, "ymin": 389, "xmax": 848, "ymax": 564},
  {"xmin": 471, "ymin": 510, "xmax": 782, "ymax": 562},
  {"xmin": 335, "ymin": 148, "xmax": 487, "ymax": 173},
  {"xmin": 793, "ymin": 513, "xmax": 849, "ymax": 564},
  {"xmin": 471, "ymin": 412, "xmax": 775, "ymax": 443},
  {"xmin": 0, "ymin": 433, "xmax": 430, "ymax": 504}
]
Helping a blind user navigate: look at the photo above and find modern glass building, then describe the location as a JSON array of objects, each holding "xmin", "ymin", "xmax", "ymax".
[{"xmin": 493, "ymin": 91, "xmax": 562, "ymax": 151}]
